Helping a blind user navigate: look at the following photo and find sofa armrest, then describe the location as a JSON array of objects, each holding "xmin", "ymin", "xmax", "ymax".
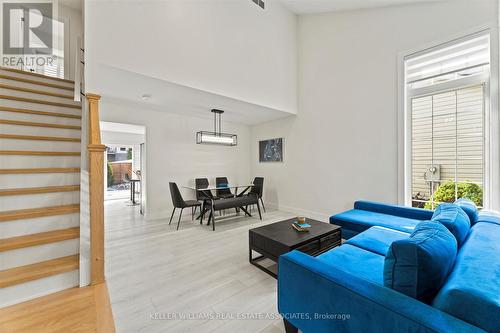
[
  {"xmin": 278, "ymin": 251, "xmax": 483, "ymax": 333},
  {"xmin": 354, "ymin": 200, "xmax": 434, "ymax": 220}
]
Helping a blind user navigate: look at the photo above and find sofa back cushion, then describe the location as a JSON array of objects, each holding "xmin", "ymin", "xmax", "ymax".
[
  {"xmin": 454, "ymin": 198, "xmax": 479, "ymax": 225},
  {"xmin": 477, "ymin": 210, "xmax": 500, "ymax": 226},
  {"xmin": 433, "ymin": 222, "xmax": 500, "ymax": 332},
  {"xmin": 384, "ymin": 222, "xmax": 457, "ymax": 304},
  {"xmin": 353, "ymin": 200, "xmax": 434, "ymax": 220},
  {"xmin": 431, "ymin": 204, "xmax": 470, "ymax": 248}
]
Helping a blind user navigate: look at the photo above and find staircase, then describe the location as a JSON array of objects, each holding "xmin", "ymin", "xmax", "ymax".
[{"xmin": 0, "ymin": 67, "xmax": 82, "ymax": 307}]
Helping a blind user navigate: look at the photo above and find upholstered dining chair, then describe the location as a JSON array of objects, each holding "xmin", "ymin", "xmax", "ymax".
[
  {"xmin": 195, "ymin": 178, "xmax": 215, "ymax": 221},
  {"xmin": 169, "ymin": 182, "xmax": 201, "ymax": 230},
  {"xmin": 215, "ymin": 177, "xmax": 234, "ymax": 199},
  {"xmin": 249, "ymin": 177, "xmax": 265, "ymax": 212}
]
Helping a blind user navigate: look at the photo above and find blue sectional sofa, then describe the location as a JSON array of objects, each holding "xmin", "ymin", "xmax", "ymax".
[{"xmin": 278, "ymin": 200, "xmax": 500, "ymax": 333}]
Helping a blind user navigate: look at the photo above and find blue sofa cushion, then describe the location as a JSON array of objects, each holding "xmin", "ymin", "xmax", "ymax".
[
  {"xmin": 330, "ymin": 209, "xmax": 421, "ymax": 235},
  {"xmin": 317, "ymin": 244, "xmax": 384, "ymax": 285},
  {"xmin": 454, "ymin": 198, "xmax": 479, "ymax": 225},
  {"xmin": 477, "ymin": 210, "xmax": 500, "ymax": 226},
  {"xmin": 433, "ymin": 222, "xmax": 500, "ymax": 333},
  {"xmin": 431, "ymin": 203, "xmax": 471, "ymax": 247},
  {"xmin": 384, "ymin": 221, "xmax": 457, "ymax": 303},
  {"xmin": 346, "ymin": 226, "xmax": 410, "ymax": 256}
]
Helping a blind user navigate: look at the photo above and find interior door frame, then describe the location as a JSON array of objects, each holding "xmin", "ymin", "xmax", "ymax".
[{"xmin": 139, "ymin": 142, "xmax": 146, "ymax": 215}]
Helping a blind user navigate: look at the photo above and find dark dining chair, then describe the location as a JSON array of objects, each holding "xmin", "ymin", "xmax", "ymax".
[
  {"xmin": 195, "ymin": 178, "xmax": 216, "ymax": 222},
  {"xmin": 215, "ymin": 177, "xmax": 234, "ymax": 199},
  {"xmin": 195, "ymin": 178, "xmax": 214, "ymax": 200},
  {"xmin": 169, "ymin": 182, "xmax": 201, "ymax": 230},
  {"xmin": 249, "ymin": 177, "xmax": 265, "ymax": 212}
]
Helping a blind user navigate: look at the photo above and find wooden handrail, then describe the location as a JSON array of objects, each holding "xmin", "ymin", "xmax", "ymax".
[{"xmin": 86, "ymin": 93, "xmax": 105, "ymax": 285}]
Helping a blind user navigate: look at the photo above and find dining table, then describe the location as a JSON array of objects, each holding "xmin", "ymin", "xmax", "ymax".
[
  {"xmin": 183, "ymin": 183, "xmax": 253, "ymax": 196},
  {"xmin": 183, "ymin": 183, "xmax": 254, "ymax": 220}
]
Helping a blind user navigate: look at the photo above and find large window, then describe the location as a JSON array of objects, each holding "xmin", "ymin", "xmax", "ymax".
[{"xmin": 405, "ymin": 33, "xmax": 490, "ymax": 209}]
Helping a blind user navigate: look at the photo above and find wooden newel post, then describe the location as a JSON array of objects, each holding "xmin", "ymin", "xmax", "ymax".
[{"xmin": 87, "ymin": 93, "xmax": 106, "ymax": 285}]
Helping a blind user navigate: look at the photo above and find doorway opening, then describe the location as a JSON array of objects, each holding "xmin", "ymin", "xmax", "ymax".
[
  {"xmin": 101, "ymin": 121, "xmax": 146, "ymax": 214},
  {"xmin": 105, "ymin": 145, "xmax": 140, "ymax": 200}
]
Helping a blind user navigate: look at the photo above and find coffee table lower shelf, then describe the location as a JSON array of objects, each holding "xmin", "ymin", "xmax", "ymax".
[{"xmin": 249, "ymin": 243, "xmax": 339, "ymax": 278}]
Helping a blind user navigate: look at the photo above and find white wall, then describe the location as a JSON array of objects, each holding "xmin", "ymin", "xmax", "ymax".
[
  {"xmin": 58, "ymin": 3, "xmax": 82, "ymax": 80},
  {"xmin": 251, "ymin": 0, "xmax": 499, "ymax": 220},
  {"xmin": 101, "ymin": 131, "xmax": 145, "ymax": 146},
  {"xmin": 85, "ymin": 0, "xmax": 297, "ymax": 113},
  {"xmin": 99, "ymin": 100, "xmax": 252, "ymax": 220}
]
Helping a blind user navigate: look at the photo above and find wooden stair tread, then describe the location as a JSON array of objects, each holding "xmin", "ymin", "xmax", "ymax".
[
  {"xmin": 0, "ymin": 227, "xmax": 80, "ymax": 252},
  {"xmin": 0, "ymin": 84, "xmax": 74, "ymax": 100},
  {"xmin": 0, "ymin": 255, "xmax": 79, "ymax": 288},
  {"xmin": 0, "ymin": 95, "xmax": 81, "ymax": 109},
  {"xmin": 0, "ymin": 185, "xmax": 80, "ymax": 196},
  {"xmin": 0, "ymin": 134, "xmax": 81, "ymax": 142},
  {"xmin": 0, "ymin": 66, "xmax": 74, "ymax": 84},
  {"xmin": 0, "ymin": 283, "xmax": 116, "ymax": 333},
  {"xmin": 0, "ymin": 106, "xmax": 81, "ymax": 119},
  {"xmin": 0, "ymin": 150, "xmax": 81, "ymax": 156},
  {"xmin": 0, "ymin": 74, "xmax": 74, "ymax": 91},
  {"xmin": 0, "ymin": 204, "xmax": 80, "ymax": 222},
  {"xmin": 0, "ymin": 168, "xmax": 80, "ymax": 174},
  {"xmin": 0, "ymin": 119, "xmax": 80, "ymax": 130}
]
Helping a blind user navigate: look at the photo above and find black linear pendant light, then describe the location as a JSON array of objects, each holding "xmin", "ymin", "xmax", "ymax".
[{"xmin": 196, "ymin": 109, "xmax": 237, "ymax": 146}]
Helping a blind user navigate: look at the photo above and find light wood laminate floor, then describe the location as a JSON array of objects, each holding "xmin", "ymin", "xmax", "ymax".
[{"xmin": 105, "ymin": 200, "xmax": 297, "ymax": 333}]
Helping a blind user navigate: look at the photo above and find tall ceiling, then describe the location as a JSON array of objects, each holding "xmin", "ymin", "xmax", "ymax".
[{"xmin": 278, "ymin": 0, "xmax": 444, "ymax": 14}]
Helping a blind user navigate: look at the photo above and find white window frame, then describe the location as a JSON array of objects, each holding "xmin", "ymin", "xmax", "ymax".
[{"xmin": 398, "ymin": 27, "xmax": 499, "ymax": 210}]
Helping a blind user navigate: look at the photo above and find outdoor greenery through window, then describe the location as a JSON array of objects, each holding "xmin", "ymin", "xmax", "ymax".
[{"xmin": 405, "ymin": 33, "xmax": 490, "ymax": 209}]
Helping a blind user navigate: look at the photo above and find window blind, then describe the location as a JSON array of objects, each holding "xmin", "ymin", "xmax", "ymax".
[{"xmin": 406, "ymin": 34, "xmax": 490, "ymax": 84}]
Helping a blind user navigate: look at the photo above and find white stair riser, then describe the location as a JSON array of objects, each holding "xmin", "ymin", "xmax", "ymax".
[
  {"xmin": 0, "ymin": 77, "xmax": 74, "ymax": 96},
  {"xmin": 0, "ymin": 110, "xmax": 81, "ymax": 126},
  {"xmin": 0, "ymin": 139, "xmax": 81, "ymax": 151},
  {"xmin": 0, "ymin": 173, "xmax": 80, "ymax": 189},
  {"xmin": 0, "ymin": 88, "xmax": 79, "ymax": 106},
  {"xmin": 0, "ymin": 270, "xmax": 79, "ymax": 308},
  {"xmin": 0, "ymin": 213, "xmax": 80, "ymax": 238},
  {"xmin": 0, "ymin": 239, "xmax": 79, "ymax": 270},
  {"xmin": 0, "ymin": 156, "xmax": 81, "ymax": 169},
  {"xmin": 0, "ymin": 192, "xmax": 80, "ymax": 211},
  {"xmin": 0, "ymin": 69, "xmax": 74, "ymax": 89},
  {"xmin": 0, "ymin": 98, "xmax": 81, "ymax": 114},
  {"xmin": 0, "ymin": 123, "xmax": 81, "ymax": 138}
]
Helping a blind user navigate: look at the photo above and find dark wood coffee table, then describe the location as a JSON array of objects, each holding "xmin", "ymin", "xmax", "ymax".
[{"xmin": 249, "ymin": 218, "xmax": 341, "ymax": 278}]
